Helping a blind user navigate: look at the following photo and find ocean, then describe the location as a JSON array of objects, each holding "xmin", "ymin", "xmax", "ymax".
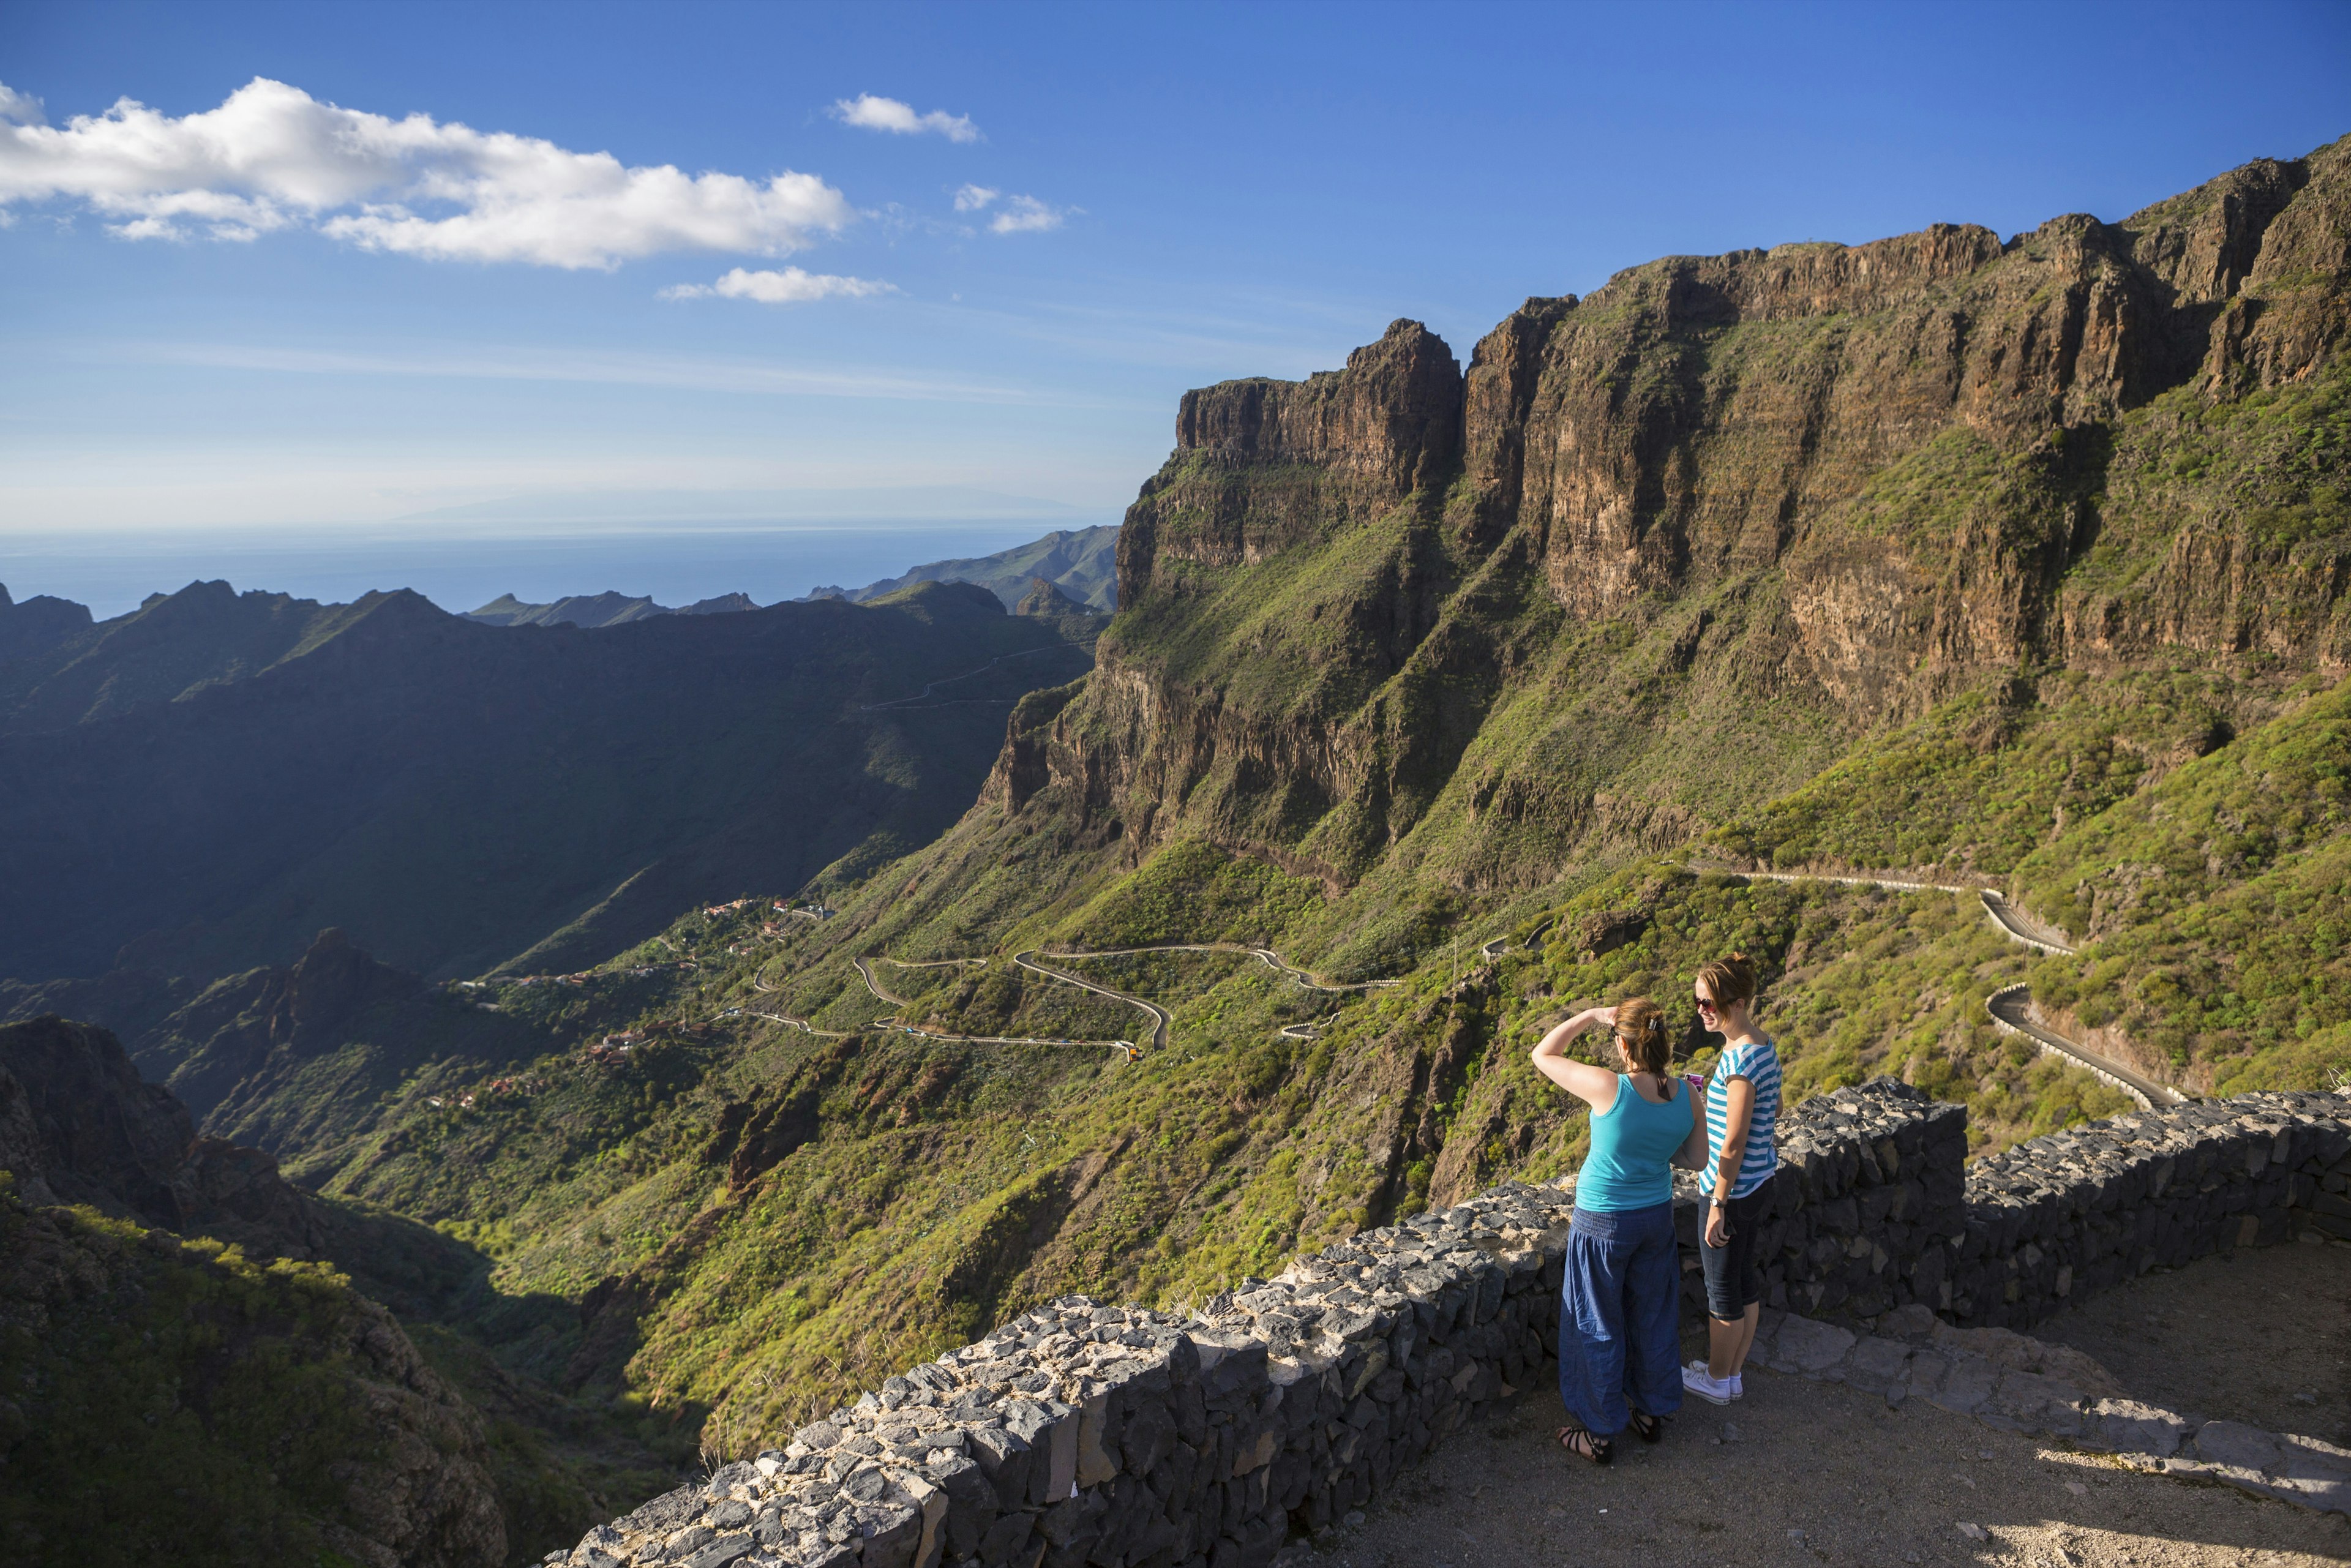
[{"xmin": 0, "ymin": 523, "xmax": 1098, "ymax": 621}]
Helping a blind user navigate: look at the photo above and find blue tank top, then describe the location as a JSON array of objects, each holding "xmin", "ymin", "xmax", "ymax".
[{"xmin": 1577, "ymin": 1075, "xmax": 1693, "ymax": 1212}]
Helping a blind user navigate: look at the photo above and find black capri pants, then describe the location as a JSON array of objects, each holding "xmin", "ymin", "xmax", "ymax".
[{"xmin": 1700, "ymin": 1173, "xmax": 1774, "ymax": 1321}]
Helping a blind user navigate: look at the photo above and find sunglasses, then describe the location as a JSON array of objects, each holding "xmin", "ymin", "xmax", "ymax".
[{"xmin": 1695, "ymin": 997, "xmax": 1719, "ymax": 1015}]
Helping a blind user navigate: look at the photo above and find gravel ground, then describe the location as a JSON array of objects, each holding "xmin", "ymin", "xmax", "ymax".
[
  {"xmin": 2029, "ymin": 1240, "xmax": 2351, "ymax": 1447},
  {"xmin": 1293, "ymin": 1368, "xmax": 2350, "ymax": 1568}
]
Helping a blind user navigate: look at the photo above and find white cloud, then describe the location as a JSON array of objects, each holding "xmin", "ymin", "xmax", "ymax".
[
  {"xmin": 660, "ymin": 266, "xmax": 897, "ymax": 304},
  {"xmin": 952, "ymin": 183, "xmax": 999, "ymax": 212},
  {"xmin": 0, "ymin": 84, "xmax": 44, "ymax": 126},
  {"xmin": 989, "ymin": 195, "xmax": 1066, "ymax": 235},
  {"xmin": 0, "ymin": 76, "xmax": 853, "ymax": 267},
  {"xmin": 830, "ymin": 94, "xmax": 979, "ymax": 143}
]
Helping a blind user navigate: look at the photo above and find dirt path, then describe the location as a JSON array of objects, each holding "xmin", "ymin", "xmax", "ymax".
[
  {"xmin": 1298, "ymin": 1364, "xmax": 2350, "ymax": 1568},
  {"xmin": 1014, "ymin": 950, "xmax": 1168, "ymax": 1050},
  {"xmin": 2030, "ymin": 1241, "xmax": 2351, "ymax": 1447}
]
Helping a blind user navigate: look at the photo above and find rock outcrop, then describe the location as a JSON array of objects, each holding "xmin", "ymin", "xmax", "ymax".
[
  {"xmin": 0, "ymin": 1013, "xmax": 328, "ymax": 1255},
  {"xmin": 990, "ymin": 135, "xmax": 2351, "ymax": 895}
]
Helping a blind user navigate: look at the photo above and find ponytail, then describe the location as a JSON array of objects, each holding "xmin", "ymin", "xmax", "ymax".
[{"xmin": 1613, "ymin": 997, "xmax": 1673, "ymax": 1080}]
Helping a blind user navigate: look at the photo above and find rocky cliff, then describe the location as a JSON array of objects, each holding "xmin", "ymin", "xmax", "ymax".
[
  {"xmin": 0, "ymin": 1013, "xmax": 328, "ymax": 1255},
  {"xmin": 947, "ymin": 135, "xmax": 2351, "ymax": 926}
]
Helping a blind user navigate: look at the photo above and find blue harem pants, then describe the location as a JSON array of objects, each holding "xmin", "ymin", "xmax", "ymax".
[{"xmin": 1558, "ymin": 1200, "xmax": 1682, "ymax": 1438}]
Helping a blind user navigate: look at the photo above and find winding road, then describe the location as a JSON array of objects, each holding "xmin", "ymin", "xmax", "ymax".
[
  {"xmin": 809, "ymin": 940, "xmax": 1398, "ymax": 1056},
  {"xmin": 1687, "ymin": 865, "xmax": 2184, "ymax": 1109},
  {"xmin": 1014, "ymin": 951, "xmax": 1168, "ymax": 1051},
  {"xmin": 855, "ymin": 955, "xmax": 1142, "ymax": 1057}
]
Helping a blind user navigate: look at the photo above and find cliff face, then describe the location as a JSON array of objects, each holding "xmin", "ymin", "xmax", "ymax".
[
  {"xmin": 980, "ymin": 137, "xmax": 2351, "ymax": 909},
  {"xmin": 0, "ymin": 1013, "xmax": 328, "ymax": 1255}
]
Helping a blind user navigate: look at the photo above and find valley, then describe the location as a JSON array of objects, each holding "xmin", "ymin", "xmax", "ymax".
[{"xmin": 4, "ymin": 132, "xmax": 2350, "ymax": 1567}]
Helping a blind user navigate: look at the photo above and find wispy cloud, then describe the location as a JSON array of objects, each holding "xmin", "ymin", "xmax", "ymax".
[
  {"xmin": 112, "ymin": 339, "xmax": 1056, "ymax": 404},
  {"xmin": 948, "ymin": 184, "xmax": 1069, "ymax": 235},
  {"xmin": 0, "ymin": 77, "xmax": 853, "ymax": 267},
  {"xmin": 831, "ymin": 94, "xmax": 979, "ymax": 143},
  {"xmin": 989, "ymin": 195, "xmax": 1067, "ymax": 234},
  {"xmin": 660, "ymin": 266, "xmax": 898, "ymax": 304}
]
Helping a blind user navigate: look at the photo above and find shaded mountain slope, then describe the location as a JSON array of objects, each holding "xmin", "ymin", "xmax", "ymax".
[
  {"xmin": 14, "ymin": 137, "xmax": 2350, "ymax": 1485},
  {"xmin": 362, "ymin": 135, "xmax": 2347, "ymax": 1446},
  {"xmin": 0, "ymin": 1185, "xmax": 508, "ymax": 1568},
  {"xmin": 0, "ymin": 1013, "xmax": 507, "ymax": 1568},
  {"xmin": 3, "ymin": 928, "xmax": 561, "ymax": 1162},
  {"xmin": 0, "ymin": 1011, "xmax": 679, "ymax": 1566},
  {"xmin": 0, "ymin": 578, "xmax": 1096, "ymax": 985},
  {"xmin": 0, "ymin": 582, "xmax": 92, "ymax": 666}
]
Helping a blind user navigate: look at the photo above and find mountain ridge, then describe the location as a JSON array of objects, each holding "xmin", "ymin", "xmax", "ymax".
[
  {"xmin": 4, "ymin": 135, "xmax": 2348, "ymax": 1551},
  {"xmin": 0, "ymin": 578, "xmax": 1099, "ymax": 984}
]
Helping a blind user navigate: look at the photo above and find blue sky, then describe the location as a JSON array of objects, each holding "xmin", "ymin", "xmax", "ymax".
[{"xmin": 2, "ymin": 1, "xmax": 2347, "ymax": 612}]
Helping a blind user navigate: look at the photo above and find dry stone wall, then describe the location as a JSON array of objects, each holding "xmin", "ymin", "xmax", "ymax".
[
  {"xmin": 557, "ymin": 1082, "xmax": 2351, "ymax": 1568},
  {"xmin": 1952, "ymin": 1090, "xmax": 2351, "ymax": 1328}
]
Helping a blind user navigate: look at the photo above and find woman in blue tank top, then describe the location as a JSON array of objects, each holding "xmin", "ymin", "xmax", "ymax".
[{"xmin": 1531, "ymin": 997, "xmax": 1710, "ymax": 1463}]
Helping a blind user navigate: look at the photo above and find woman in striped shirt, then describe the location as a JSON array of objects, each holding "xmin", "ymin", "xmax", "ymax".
[{"xmin": 1683, "ymin": 953, "xmax": 1782, "ymax": 1407}]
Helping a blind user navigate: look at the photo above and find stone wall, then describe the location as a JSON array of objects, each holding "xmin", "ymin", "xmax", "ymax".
[
  {"xmin": 557, "ymin": 1082, "xmax": 2351, "ymax": 1568},
  {"xmin": 1952, "ymin": 1090, "xmax": 2351, "ymax": 1329}
]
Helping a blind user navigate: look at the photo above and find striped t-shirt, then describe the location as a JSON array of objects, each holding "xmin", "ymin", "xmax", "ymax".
[{"xmin": 1706, "ymin": 1035, "xmax": 1782, "ymax": 1199}]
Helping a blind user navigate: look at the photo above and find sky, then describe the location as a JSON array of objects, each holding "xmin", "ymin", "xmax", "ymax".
[{"xmin": 2, "ymin": 0, "xmax": 2348, "ymax": 616}]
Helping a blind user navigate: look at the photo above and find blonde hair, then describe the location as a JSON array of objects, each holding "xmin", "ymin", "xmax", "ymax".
[
  {"xmin": 1612, "ymin": 997, "xmax": 1673, "ymax": 1079},
  {"xmin": 1697, "ymin": 951, "xmax": 1757, "ymax": 1009}
]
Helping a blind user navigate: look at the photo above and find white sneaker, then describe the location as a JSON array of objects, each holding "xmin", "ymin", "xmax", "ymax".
[
  {"xmin": 1729, "ymin": 1373, "xmax": 1744, "ymax": 1401},
  {"xmin": 1683, "ymin": 1360, "xmax": 1734, "ymax": 1405}
]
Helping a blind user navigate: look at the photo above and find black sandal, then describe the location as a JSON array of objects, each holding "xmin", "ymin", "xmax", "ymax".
[
  {"xmin": 1556, "ymin": 1422, "xmax": 1614, "ymax": 1465},
  {"xmin": 1627, "ymin": 1410, "xmax": 1664, "ymax": 1444}
]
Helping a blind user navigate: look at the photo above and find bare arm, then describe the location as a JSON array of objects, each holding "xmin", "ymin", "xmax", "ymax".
[
  {"xmin": 1697, "ymin": 1068, "xmax": 1757, "ymax": 1251},
  {"xmin": 1529, "ymin": 1008, "xmax": 1621, "ymax": 1111},
  {"xmin": 1711, "ymin": 1075, "xmax": 1755, "ymax": 1200},
  {"xmin": 1672, "ymin": 1080, "xmax": 1710, "ymax": 1169}
]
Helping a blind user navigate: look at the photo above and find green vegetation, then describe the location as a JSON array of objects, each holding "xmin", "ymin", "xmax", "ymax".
[
  {"xmin": 14, "ymin": 146, "xmax": 2351, "ymax": 1544},
  {"xmin": 1, "ymin": 1176, "xmax": 430, "ymax": 1568},
  {"xmin": 2015, "ymin": 672, "xmax": 2351, "ymax": 1092}
]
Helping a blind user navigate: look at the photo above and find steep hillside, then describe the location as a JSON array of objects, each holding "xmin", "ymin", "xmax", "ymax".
[
  {"xmin": 0, "ymin": 1015, "xmax": 508, "ymax": 1568},
  {"xmin": 0, "ymin": 578, "xmax": 1096, "ymax": 985},
  {"xmin": 28, "ymin": 137, "xmax": 2347, "ymax": 1481},
  {"xmin": 809, "ymin": 523, "xmax": 1121, "ymax": 612},
  {"xmin": 495, "ymin": 133, "xmax": 2347, "ymax": 1446},
  {"xmin": 0, "ymin": 1183, "xmax": 508, "ymax": 1568},
  {"xmin": 0, "ymin": 1013, "xmax": 680, "ymax": 1566}
]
